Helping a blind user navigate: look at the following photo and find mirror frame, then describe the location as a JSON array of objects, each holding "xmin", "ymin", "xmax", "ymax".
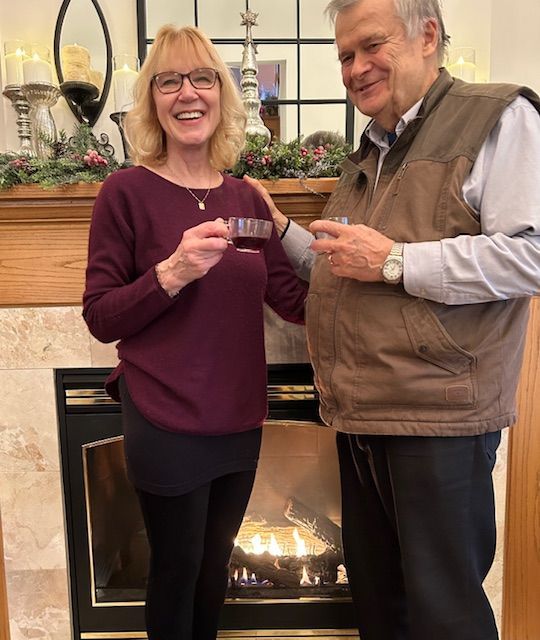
[{"xmin": 53, "ymin": 0, "xmax": 113, "ymax": 127}]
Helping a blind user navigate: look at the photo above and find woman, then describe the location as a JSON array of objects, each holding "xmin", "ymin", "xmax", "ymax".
[{"xmin": 83, "ymin": 25, "xmax": 307, "ymax": 640}]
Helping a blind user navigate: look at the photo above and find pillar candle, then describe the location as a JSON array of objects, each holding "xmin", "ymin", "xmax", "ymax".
[
  {"xmin": 447, "ymin": 57, "xmax": 476, "ymax": 82},
  {"xmin": 23, "ymin": 52, "xmax": 52, "ymax": 84},
  {"xmin": 5, "ymin": 47, "xmax": 25, "ymax": 85},
  {"xmin": 113, "ymin": 64, "xmax": 138, "ymax": 112}
]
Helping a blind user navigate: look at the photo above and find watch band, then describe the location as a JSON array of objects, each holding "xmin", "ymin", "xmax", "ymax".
[{"xmin": 388, "ymin": 242, "xmax": 404, "ymax": 258}]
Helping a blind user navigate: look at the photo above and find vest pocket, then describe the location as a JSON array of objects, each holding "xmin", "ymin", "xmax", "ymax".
[{"xmin": 352, "ymin": 295, "xmax": 478, "ymax": 408}]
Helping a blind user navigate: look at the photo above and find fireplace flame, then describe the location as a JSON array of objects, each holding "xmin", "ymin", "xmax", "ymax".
[
  {"xmin": 293, "ymin": 527, "xmax": 307, "ymax": 557},
  {"xmin": 300, "ymin": 564, "xmax": 312, "ymax": 586},
  {"xmin": 251, "ymin": 533, "xmax": 266, "ymax": 554},
  {"xmin": 268, "ymin": 533, "xmax": 283, "ymax": 556}
]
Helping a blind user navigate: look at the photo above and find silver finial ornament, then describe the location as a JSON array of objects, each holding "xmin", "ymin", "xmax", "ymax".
[{"xmin": 240, "ymin": 9, "xmax": 272, "ymax": 144}]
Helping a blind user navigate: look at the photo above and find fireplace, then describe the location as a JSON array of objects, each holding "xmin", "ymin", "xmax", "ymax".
[{"xmin": 55, "ymin": 365, "xmax": 358, "ymax": 639}]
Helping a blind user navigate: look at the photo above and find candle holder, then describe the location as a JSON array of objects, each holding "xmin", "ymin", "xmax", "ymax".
[
  {"xmin": 22, "ymin": 81, "xmax": 61, "ymax": 159},
  {"xmin": 447, "ymin": 47, "xmax": 476, "ymax": 82},
  {"xmin": 2, "ymin": 84, "xmax": 34, "ymax": 156},
  {"xmin": 60, "ymin": 80, "xmax": 100, "ymax": 125},
  {"xmin": 110, "ymin": 111, "xmax": 132, "ymax": 165}
]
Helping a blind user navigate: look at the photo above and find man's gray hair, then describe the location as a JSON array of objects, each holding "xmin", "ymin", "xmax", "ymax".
[{"xmin": 325, "ymin": 0, "xmax": 450, "ymax": 65}]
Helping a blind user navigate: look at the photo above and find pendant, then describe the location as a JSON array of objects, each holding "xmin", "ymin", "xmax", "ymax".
[{"xmin": 198, "ymin": 202, "xmax": 206, "ymax": 210}]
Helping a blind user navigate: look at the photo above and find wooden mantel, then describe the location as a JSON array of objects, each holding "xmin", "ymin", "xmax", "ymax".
[
  {"xmin": 0, "ymin": 179, "xmax": 335, "ymax": 307},
  {"xmin": 0, "ymin": 182, "xmax": 539, "ymax": 639}
]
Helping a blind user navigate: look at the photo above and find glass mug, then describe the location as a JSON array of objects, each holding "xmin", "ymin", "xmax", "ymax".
[
  {"xmin": 228, "ymin": 217, "xmax": 273, "ymax": 253},
  {"xmin": 316, "ymin": 215, "xmax": 350, "ymax": 240}
]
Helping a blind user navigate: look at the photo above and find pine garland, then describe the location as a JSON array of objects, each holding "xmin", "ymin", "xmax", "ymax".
[{"xmin": 0, "ymin": 127, "xmax": 351, "ymax": 190}]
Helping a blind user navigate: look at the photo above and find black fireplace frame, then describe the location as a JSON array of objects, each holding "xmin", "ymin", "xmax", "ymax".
[{"xmin": 56, "ymin": 365, "xmax": 357, "ymax": 639}]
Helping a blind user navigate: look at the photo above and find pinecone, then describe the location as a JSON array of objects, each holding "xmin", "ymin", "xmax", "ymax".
[{"xmin": 51, "ymin": 140, "xmax": 68, "ymax": 159}]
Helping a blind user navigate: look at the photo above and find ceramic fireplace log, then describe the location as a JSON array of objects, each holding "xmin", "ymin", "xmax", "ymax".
[
  {"xmin": 231, "ymin": 546, "xmax": 300, "ymax": 588},
  {"xmin": 284, "ymin": 497, "xmax": 343, "ymax": 555}
]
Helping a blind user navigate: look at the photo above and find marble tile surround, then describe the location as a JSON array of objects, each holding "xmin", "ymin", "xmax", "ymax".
[{"xmin": 0, "ymin": 306, "xmax": 506, "ymax": 639}]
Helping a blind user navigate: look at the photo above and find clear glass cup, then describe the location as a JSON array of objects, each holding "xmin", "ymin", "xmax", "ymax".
[
  {"xmin": 316, "ymin": 216, "xmax": 350, "ymax": 240},
  {"xmin": 228, "ymin": 217, "xmax": 273, "ymax": 253}
]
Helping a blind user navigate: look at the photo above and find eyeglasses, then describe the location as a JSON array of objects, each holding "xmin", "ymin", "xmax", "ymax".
[{"xmin": 152, "ymin": 68, "xmax": 219, "ymax": 94}]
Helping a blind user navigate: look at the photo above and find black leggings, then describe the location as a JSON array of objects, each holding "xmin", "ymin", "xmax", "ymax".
[{"xmin": 136, "ymin": 470, "xmax": 256, "ymax": 640}]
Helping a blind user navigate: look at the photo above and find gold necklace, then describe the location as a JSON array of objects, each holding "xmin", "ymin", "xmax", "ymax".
[
  {"xmin": 183, "ymin": 184, "xmax": 212, "ymax": 210},
  {"xmin": 164, "ymin": 163, "xmax": 213, "ymax": 210}
]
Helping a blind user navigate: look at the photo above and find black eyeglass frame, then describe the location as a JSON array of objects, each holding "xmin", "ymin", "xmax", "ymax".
[{"xmin": 152, "ymin": 68, "xmax": 220, "ymax": 94}]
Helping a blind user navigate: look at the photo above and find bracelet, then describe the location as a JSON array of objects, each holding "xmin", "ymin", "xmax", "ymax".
[
  {"xmin": 279, "ymin": 218, "xmax": 291, "ymax": 239},
  {"xmin": 155, "ymin": 263, "xmax": 180, "ymax": 299}
]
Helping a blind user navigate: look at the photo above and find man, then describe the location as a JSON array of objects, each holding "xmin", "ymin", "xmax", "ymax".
[{"xmin": 246, "ymin": 0, "xmax": 540, "ymax": 638}]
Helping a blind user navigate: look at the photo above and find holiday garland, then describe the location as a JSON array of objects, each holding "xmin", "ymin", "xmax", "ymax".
[{"xmin": 0, "ymin": 125, "xmax": 351, "ymax": 190}]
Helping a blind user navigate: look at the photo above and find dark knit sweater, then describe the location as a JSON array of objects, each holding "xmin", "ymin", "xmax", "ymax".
[{"xmin": 83, "ymin": 167, "xmax": 307, "ymax": 435}]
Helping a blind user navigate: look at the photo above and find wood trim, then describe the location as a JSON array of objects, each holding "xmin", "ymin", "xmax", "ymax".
[
  {"xmin": 0, "ymin": 511, "xmax": 10, "ymax": 640},
  {"xmin": 502, "ymin": 296, "xmax": 540, "ymax": 640},
  {"xmin": 0, "ymin": 180, "xmax": 335, "ymax": 307}
]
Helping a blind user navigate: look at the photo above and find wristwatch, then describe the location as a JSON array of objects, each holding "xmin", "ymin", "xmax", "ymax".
[{"xmin": 381, "ymin": 242, "xmax": 404, "ymax": 285}]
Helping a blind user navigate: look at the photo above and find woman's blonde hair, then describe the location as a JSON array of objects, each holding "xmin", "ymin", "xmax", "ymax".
[{"xmin": 124, "ymin": 25, "xmax": 247, "ymax": 170}]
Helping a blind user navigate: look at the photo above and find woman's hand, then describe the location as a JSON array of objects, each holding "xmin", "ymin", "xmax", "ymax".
[
  {"xmin": 243, "ymin": 175, "xmax": 290, "ymax": 236},
  {"xmin": 156, "ymin": 219, "xmax": 229, "ymax": 296}
]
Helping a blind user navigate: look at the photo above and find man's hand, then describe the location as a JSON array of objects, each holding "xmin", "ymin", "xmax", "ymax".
[
  {"xmin": 243, "ymin": 175, "xmax": 290, "ymax": 236},
  {"xmin": 310, "ymin": 220, "xmax": 394, "ymax": 281}
]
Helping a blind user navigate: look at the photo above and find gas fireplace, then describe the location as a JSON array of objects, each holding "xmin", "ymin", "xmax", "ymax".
[{"xmin": 56, "ymin": 366, "xmax": 358, "ymax": 639}]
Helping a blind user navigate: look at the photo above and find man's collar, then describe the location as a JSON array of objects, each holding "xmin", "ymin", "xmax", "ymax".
[{"xmin": 365, "ymin": 99, "xmax": 423, "ymax": 148}]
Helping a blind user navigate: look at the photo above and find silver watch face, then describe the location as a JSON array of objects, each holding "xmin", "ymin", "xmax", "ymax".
[{"xmin": 382, "ymin": 257, "xmax": 403, "ymax": 282}]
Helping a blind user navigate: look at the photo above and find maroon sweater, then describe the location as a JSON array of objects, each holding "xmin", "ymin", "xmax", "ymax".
[{"xmin": 83, "ymin": 167, "xmax": 307, "ymax": 435}]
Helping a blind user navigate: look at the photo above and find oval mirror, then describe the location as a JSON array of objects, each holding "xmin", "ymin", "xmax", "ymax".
[{"xmin": 53, "ymin": 0, "xmax": 112, "ymax": 127}]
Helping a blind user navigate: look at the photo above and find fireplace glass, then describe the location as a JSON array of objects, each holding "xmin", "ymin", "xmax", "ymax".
[
  {"xmin": 57, "ymin": 366, "xmax": 357, "ymax": 638},
  {"xmin": 84, "ymin": 423, "xmax": 347, "ymax": 605}
]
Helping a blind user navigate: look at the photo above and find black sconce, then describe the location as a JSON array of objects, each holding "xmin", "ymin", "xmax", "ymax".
[{"xmin": 53, "ymin": 0, "xmax": 112, "ymax": 128}]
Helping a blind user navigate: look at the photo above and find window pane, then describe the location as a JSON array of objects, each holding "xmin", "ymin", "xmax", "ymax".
[
  {"xmin": 145, "ymin": 0, "xmax": 195, "ymax": 38},
  {"xmin": 277, "ymin": 104, "xmax": 299, "ymax": 142},
  {"xmin": 354, "ymin": 110, "xmax": 371, "ymax": 146},
  {"xmin": 300, "ymin": 103, "xmax": 347, "ymax": 140},
  {"xmin": 198, "ymin": 0, "xmax": 245, "ymax": 39},
  {"xmin": 218, "ymin": 43, "xmax": 298, "ymax": 101},
  {"xmin": 300, "ymin": 0, "xmax": 334, "ymax": 39},
  {"xmin": 250, "ymin": 0, "xmax": 297, "ymax": 38},
  {"xmin": 300, "ymin": 44, "xmax": 344, "ymax": 100}
]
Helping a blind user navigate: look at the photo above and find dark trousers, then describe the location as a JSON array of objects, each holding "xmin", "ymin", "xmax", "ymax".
[
  {"xmin": 336, "ymin": 431, "xmax": 501, "ymax": 640},
  {"xmin": 136, "ymin": 470, "xmax": 256, "ymax": 640}
]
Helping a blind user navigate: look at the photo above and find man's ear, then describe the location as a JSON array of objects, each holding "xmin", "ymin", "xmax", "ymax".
[{"xmin": 422, "ymin": 18, "xmax": 439, "ymax": 58}]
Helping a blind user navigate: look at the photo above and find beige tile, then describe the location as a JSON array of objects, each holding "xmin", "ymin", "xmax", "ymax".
[
  {"xmin": 90, "ymin": 335, "xmax": 120, "ymax": 367},
  {"xmin": 0, "ymin": 471, "xmax": 67, "ymax": 572},
  {"xmin": 264, "ymin": 305, "xmax": 309, "ymax": 364},
  {"xmin": 0, "ymin": 307, "xmax": 91, "ymax": 369},
  {"xmin": 6, "ymin": 569, "xmax": 70, "ymax": 640},
  {"xmin": 0, "ymin": 369, "xmax": 60, "ymax": 472}
]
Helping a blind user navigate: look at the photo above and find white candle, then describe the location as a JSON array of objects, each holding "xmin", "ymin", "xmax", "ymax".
[
  {"xmin": 23, "ymin": 52, "xmax": 52, "ymax": 84},
  {"xmin": 448, "ymin": 56, "xmax": 476, "ymax": 82},
  {"xmin": 5, "ymin": 47, "xmax": 25, "ymax": 85},
  {"xmin": 113, "ymin": 64, "xmax": 138, "ymax": 112}
]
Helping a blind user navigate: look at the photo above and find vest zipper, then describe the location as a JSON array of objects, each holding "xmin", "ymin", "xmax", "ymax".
[{"xmin": 377, "ymin": 162, "xmax": 409, "ymax": 231}]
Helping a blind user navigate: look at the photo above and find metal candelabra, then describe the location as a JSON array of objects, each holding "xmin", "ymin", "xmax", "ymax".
[
  {"xmin": 2, "ymin": 84, "xmax": 34, "ymax": 156},
  {"xmin": 240, "ymin": 9, "xmax": 271, "ymax": 144}
]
